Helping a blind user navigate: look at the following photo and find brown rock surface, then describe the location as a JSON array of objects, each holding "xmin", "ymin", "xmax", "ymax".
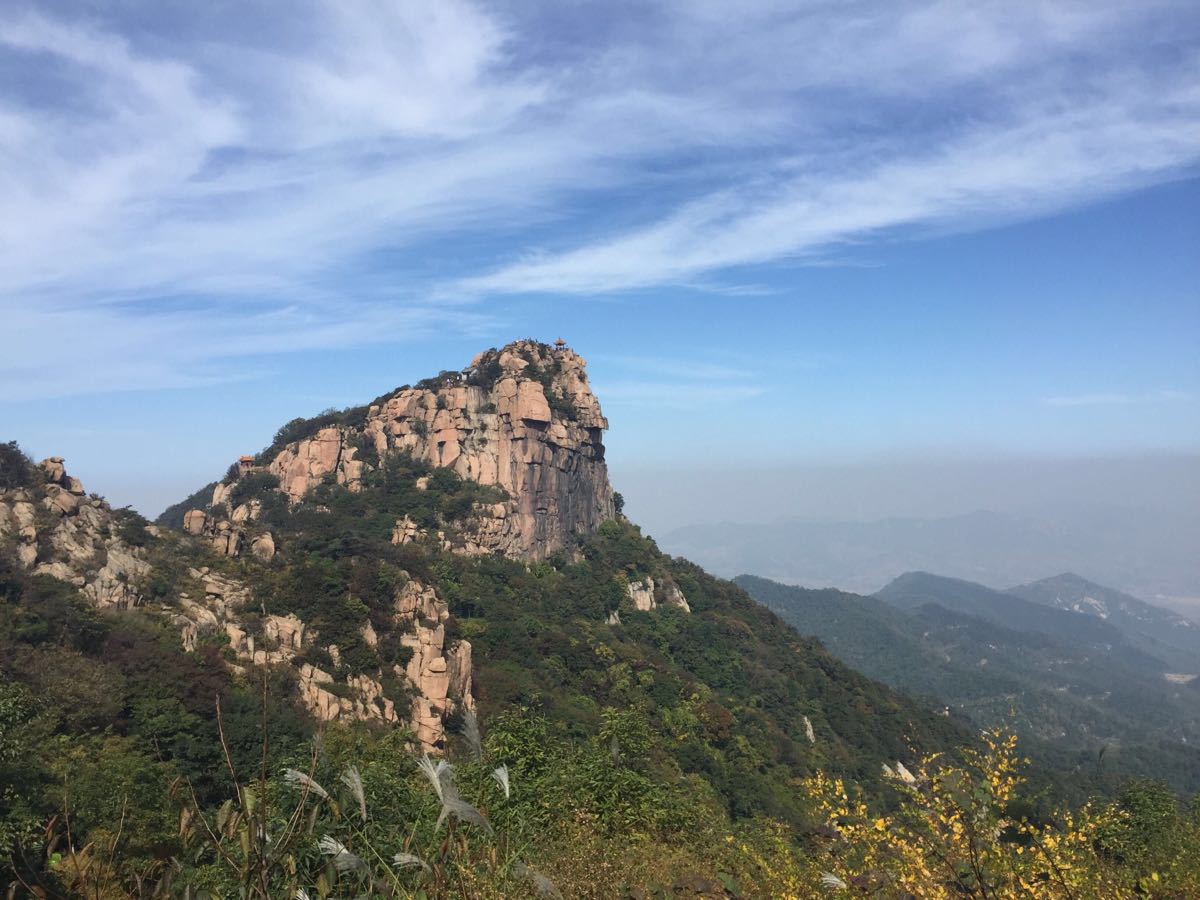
[
  {"xmin": 250, "ymin": 340, "xmax": 614, "ymax": 560},
  {"xmin": 628, "ymin": 578, "xmax": 657, "ymax": 612},
  {"xmin": 183, "ymin": 509, "xmax": 208, "ymax": 535},
  {"xmin": 250, "ymin": 531, "xmax": 275, "ymax": 561},
  {"xmin": 0, "ymin": 459, "xmax": 150, "ymax": 609}
]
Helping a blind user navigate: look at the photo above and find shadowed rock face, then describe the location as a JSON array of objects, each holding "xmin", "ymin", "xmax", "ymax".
[{"xmin": 264, "ymin": 339, "xmax": 615, "ymax": 560}]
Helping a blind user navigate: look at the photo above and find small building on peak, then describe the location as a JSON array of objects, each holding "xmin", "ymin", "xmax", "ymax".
[{"xmin": 237, "ymin": 455, "xmax": 255, "ymax": 473}]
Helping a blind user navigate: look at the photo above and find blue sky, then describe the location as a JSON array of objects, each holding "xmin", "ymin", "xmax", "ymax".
[{"xmin": 1, "ymin": 0, "xmax": 1198, "ymax": 521}]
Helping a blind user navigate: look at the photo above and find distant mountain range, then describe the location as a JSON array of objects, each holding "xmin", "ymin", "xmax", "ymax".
[
  {"xmin": 663, "ymin": 509, "xmax": 1200, "ymax": 611},
  {"xmin": 1007, "ymin": 573, "xmax": 1200, "ymax": 664},
  {"xmin": 737, "ymin": 570, "xmax": 1200, "ymax": 795}
]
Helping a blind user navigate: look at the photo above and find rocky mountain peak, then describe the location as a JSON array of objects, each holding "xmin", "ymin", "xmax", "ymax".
[
  {"xmin": 0, "ymin": 454, "xmax": 152, "ymax": 609},
  {"xmin": 186, "ymin": 338, "xmax": 616, "ymax": 562}
]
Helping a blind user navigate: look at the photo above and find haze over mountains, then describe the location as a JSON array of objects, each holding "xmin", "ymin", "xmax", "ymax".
[{"xmin": 661, "ymin": 501, "xmax": 1200, "ymax": 615}]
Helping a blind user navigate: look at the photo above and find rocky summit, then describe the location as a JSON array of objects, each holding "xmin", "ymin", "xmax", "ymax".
[
  {"xmin": 0, "ymin": 456, "xmax": 152, "ymax": 610},
  {"xmin": 182, "ymin": 339, "xmax": 615, "ymax": 563},
  {"xmin": 1, "ymin": 341, "xmax": 624, "ymax": 754}
]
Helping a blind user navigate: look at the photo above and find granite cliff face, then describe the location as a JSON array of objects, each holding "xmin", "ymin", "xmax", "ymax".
[
  {"xmin": 5, "ymin": 342, "xmax": 619, "ymax": 755},
  {"xmin": 188, "ymin": 339, "xmax": 615, "ymax": 563},
  {"xmin": 276, "ymin": 339, "xmax": 614, "ymax": 561}
]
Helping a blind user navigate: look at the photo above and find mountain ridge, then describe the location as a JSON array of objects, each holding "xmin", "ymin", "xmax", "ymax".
[
  {"xmin": 736, "ymin": 570, "xmax": 1200, "ymax": 793},
  {"xmin": 2, "ymin": 339, "xmax": 966, "ymax": 816},
  {"xmin": 1009, "ymin": 572, "xmax": 1200, "ymax": 665},
  {"xmin": 661, "ymin": 508, "xmax": 1199, "ymax": 601}
]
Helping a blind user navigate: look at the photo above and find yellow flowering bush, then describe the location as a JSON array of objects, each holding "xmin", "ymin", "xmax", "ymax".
[{"xmin": 801, "ymin": 729, "xmax": 1165, "ymax": 898}]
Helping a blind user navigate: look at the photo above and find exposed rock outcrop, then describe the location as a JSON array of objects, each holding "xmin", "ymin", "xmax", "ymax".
[
  {"xmin": 236, "ymin": 340, "xmax": 614, "ymax": 561},
  {"xmin": 625, "ymin": 576, "xmax": 691, "ymax": 613},
  {"xmin": 269, "ymin": 426, "xmax": 365, "ymax": 502},
  {"xmin": 166, "ymin": 565, "xmax": 467, "ymax": 749},
  {"xmin": 250, "ymin": 531, "xmax": 275, "ymax": 561},
  {"xmin": 628, "ymin": 578, "xmax": 657, "ymax": 612},
  {"xmin": 395, "ymin": 579, "xmax": 474, "ymax": 750},
  {"xmin": 182, "ymin": 483, "xmax": 275, "ymax": 561},
  {"xmin": 0, "ymin": 457, "xmax": 150, "ymax": 608}
]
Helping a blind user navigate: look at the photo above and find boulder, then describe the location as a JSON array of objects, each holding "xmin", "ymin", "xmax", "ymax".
[
  {"xmin": 628, "ymin": 578, "xmax": 657, "ymax": 612},
  {"xmin": 250, "ymin": 531, "xmax": 275, "ymax": 561},
  {"xmin": 182, "ymin": 509, "xmax": 208, "ymax": 535}
]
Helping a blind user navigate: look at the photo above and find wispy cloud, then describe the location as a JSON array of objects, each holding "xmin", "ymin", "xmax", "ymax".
[
  {"xmin": 1, "ymin": 1, "xmax": 1198, "ymax": 396},
  {"xmin": 1042, "ymin": 390, "xmax": 1192, "ymax": 407}
]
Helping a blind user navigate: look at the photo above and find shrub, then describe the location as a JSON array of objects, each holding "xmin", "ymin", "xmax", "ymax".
[
  {"xmin": 112, "ymin": 508, "xmax": 152, "ymax": 547},
  {"xmin": 0, "ymin": 441, "xmax": 35, "ymax": 490},
  {"xmin": 228, "ymin": 471, "xmax": 280, "ymax": 509}
]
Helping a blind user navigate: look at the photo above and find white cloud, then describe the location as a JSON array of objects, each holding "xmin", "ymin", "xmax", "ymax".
[
  {"xmin": 1042, "ymin": 390, "xmax": 1192, "ymax": 407},
  {"xmin": 1, "ymin": 1, "xmax": 1197, "ymax": 396},
  {"xmin": 466, "ymin": 71, "xmax": 1200, "ymax": 295}
]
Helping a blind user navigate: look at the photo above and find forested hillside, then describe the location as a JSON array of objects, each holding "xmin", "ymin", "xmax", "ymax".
[
  {"xmin": 738, "ymin": 573, "xmax": 1200, "ymax": 796},
  {"xmin": 3, "ymin": 342, "xmax": 1199, "ymax": 897}
]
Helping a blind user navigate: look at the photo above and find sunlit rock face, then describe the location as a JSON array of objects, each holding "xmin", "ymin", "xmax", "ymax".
[
  {"xmin": 0, "ymin": 457, "xmax": 150, "ymax": 609},
  {"xmin": 260, "ymin": 339, "xmax": 615, "ymax": 560}
]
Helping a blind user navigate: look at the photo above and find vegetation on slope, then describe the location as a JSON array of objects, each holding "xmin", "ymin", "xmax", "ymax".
[
  {"xmin": 6, "ymin": 429, "xmax": 1200, "ymax": 897},
  {"xmin": 738, "ymin": 574, "xmax": 1200, "ymax": 796}
]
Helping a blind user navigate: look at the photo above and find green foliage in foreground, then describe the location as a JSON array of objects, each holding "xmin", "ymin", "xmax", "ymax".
[{"xmin": 5, "ymin": 677, "xmax": 1200, "ymax": 898}]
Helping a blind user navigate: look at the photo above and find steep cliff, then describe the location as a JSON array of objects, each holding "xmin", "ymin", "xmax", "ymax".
[
  {"xmin": 182, "ymin": 340, "xmax": 614, "ymax": 564},
  {"xmin": 356, "ymin": 340, "xmax": 613, "ymax": 560}
]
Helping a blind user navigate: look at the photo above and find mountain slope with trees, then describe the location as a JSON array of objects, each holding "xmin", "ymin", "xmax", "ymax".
[
  {"xmin": 2, "ymin": 341, "xmax": 1198, "ymax": 896},
  {"xmin": 738, "ymin": 572, "xmax": 1200, "ymax": 796}
]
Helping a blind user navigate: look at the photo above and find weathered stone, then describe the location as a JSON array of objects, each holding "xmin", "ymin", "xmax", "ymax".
[
  {"xmin": 183, "ymin": 509, "xmax": 208, "ymax": 535},
  {"xmin": 2, "ymin": 459, "xmax": 152, "ymax": 608},
  {"xmin": 514, "ymin": 380, "xmax": 552, "ymax": 423},
  {"xmin": 628, "ymin": 578, "xmax": 657, "ymax": 612},
  {"xmin": 43, "ymin": 484, "xmax": 80, "ymax": 515},
  {"xmin": 665, "ymin": 583, "xmax": 692, "ymax": 613},
  {"xmin": 39, "ymin": 457, "xmax": 65, "ymax": 484},
  {"xmin": 231, "ymin": 500, "xmax": 261, "ymax": 523},
  {"xmin": 268, "ymin": 426, "xmax": 363, "ymax": 502},
  {"xmin": 211, "ymin": 482, "xmax": 233, "ymax": 509},
  {"xmin": 250, "ymin": 531, "xmax": 275, "ymax": 561},
  {"xmin": 264, "ymin": 613, "xmax": 305, "ymax": 651},
  {"xmin": 391, "ymin": 515, "xmax": 422, "ymax": 545},
  {"xmin": 211, "ymin": 530, "xmax": 243, "ymax": 557}
]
